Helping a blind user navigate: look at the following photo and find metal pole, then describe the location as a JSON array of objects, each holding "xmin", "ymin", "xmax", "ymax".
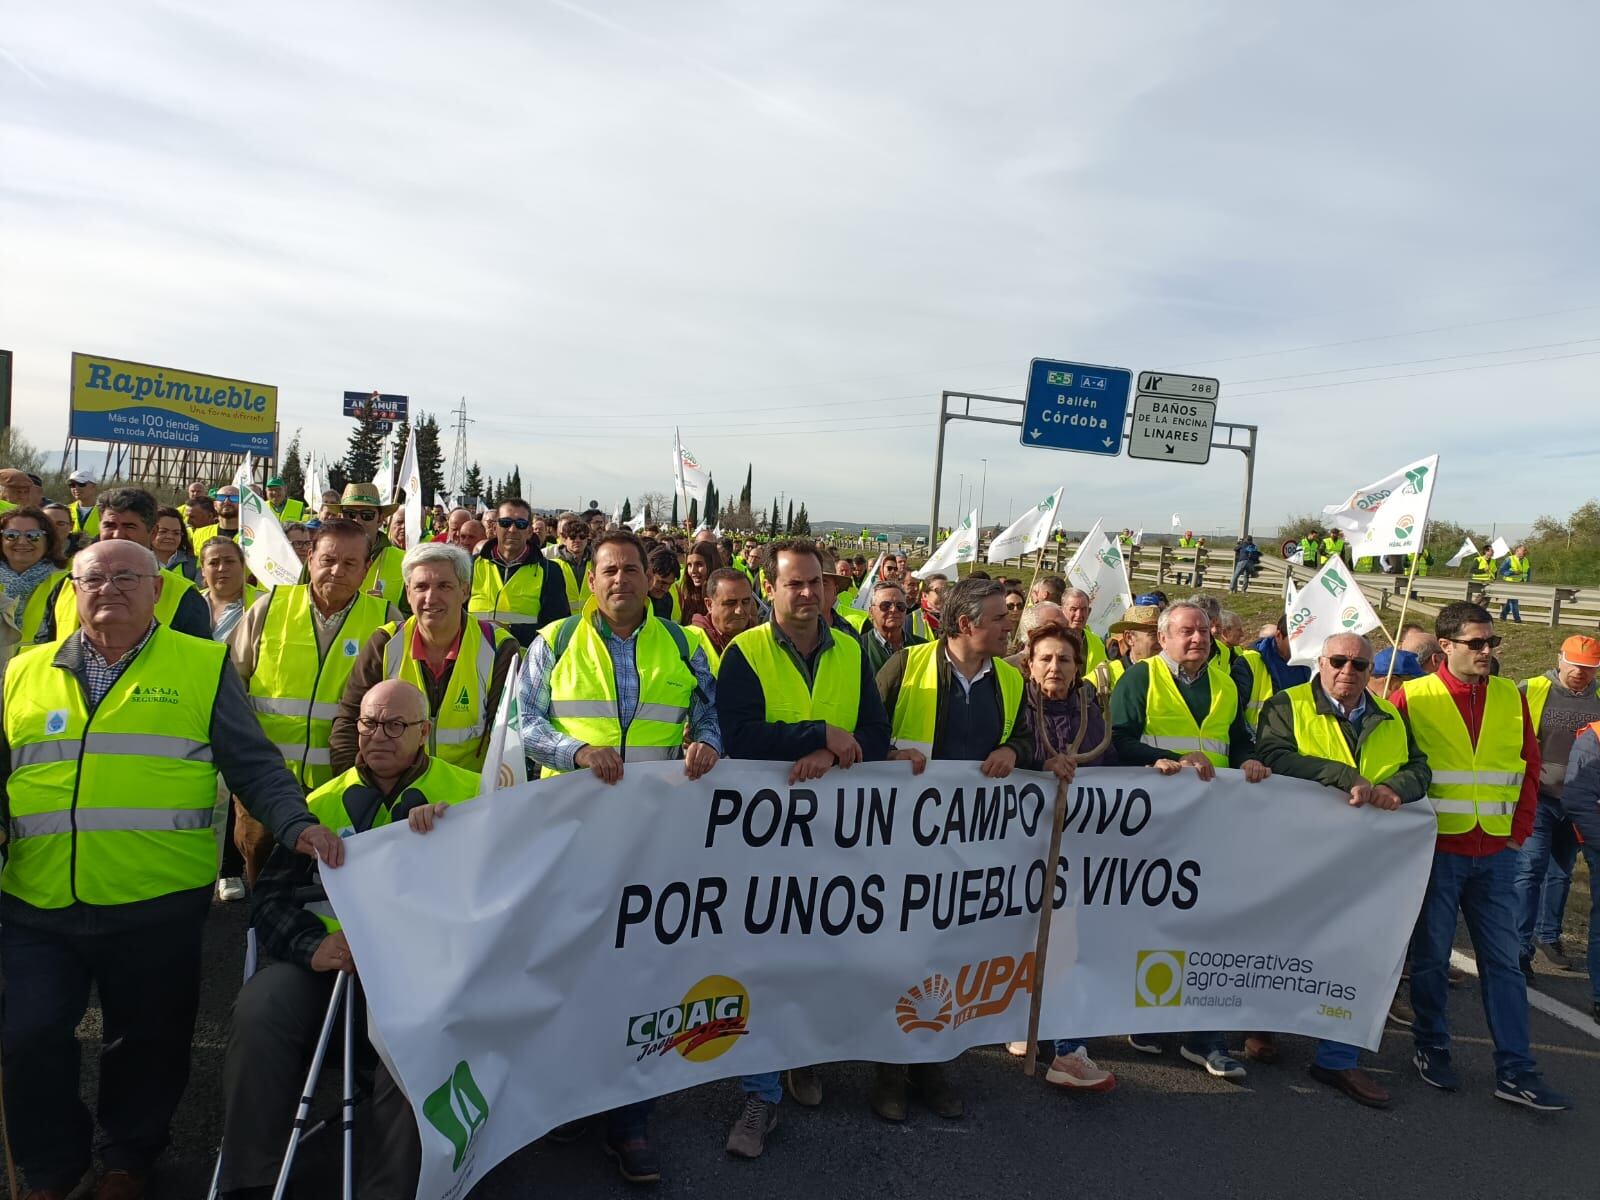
[
  {"xmin": 979, "ymin": 459, "xmax": 987, "ymax": 533},
  {"xmin": 1239, "ymin": 425, "xmax": 1257, "ymax": 538},
  {"xmin": 956, "ymin": 473, "xmax": 964, "ymax": 532},
  {"xmin": 927, "ymin": 393, "xmax": 948, "ymax": 545}
]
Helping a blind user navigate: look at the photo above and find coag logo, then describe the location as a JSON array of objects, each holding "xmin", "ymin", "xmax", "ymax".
[
  {"xmin": 896, "ymin": 955, "xmax": 1035, "ymax": 1034},
  {"xmin": 421, "ymin": 1060, "xmax": 489, "ymax": 1173},
  {"xmin": 1340, "ymin": 606, "xmax": 1362, "ymax": 629},
  {"xmin": 895, "ymin": 973, "xmax": 953, "ymax": 1032},
  {"xmin": 1134, "ymin": 949, "xmax": 1185, "ymax": 1007},
  {"xmin": 1354, "ymin": 488, "xmax": 1392, "ymax": 512},
  {"xmin": 1394, "ymin": 514, "xmax": 1415, "ymax": 541},
  {"xmin": 627, "ymin": 975, "xmax": 749, "ymax": 1063}
]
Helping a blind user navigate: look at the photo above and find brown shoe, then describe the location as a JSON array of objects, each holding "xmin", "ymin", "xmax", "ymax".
[
  {"xmin": 908, "ymin": 1062, "xmax": 964, "ymax": 1119},
  {"xmin": 1243, "ymin": 1033, "xmax": 1278, "ymax": 1064},
  {"xmin": 1308, "ymin": 1064, "xmax": 1391, "ymax": 1109},
  {"xmin": 869, "ymin": 1063, "xmax": 908, "ymax": 1122},
  {"xmin": 785, "ymin": 1066, "xmax": 823, "ymax": 1108}
]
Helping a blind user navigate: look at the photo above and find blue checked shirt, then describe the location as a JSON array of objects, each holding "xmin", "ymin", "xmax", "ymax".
[
  {"xmin": 82, "ymin": 620, "xmax": 158, "ymax": 706},
  {"xmin": 519, "ymin": 612, "xmax": 721, "ymax": 772}
]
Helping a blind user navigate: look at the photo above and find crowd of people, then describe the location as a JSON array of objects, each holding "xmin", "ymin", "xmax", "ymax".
[{"xmin": 0, "ymin": 468, "xmax": 1595, "ymax": 1198}]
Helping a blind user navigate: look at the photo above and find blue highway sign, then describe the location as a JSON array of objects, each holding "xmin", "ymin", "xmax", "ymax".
[{"xmin": 1020, "ymin": 359, "xmax": 1131, "ymax": 456}]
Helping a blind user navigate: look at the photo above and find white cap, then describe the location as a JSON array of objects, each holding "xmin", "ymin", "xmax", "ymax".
[{"xmin": 68, "ymin": 470, "xmax": 96, "ymax": 485}]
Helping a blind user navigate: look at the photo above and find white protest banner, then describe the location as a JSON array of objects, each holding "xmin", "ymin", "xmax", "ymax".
[
  {"xmin": 479, "ymin": 652, "xmax": 526, "ymax": 792},
  {"xmin": 1285, "ymin": 557, "xmax": 1384, "ymax": 666},
  {"xmin": 853, "ymin": 552, "xmax": 886, "ymax": 611},
  {"xmin": 398, "ymin": 427, "xmax": 423, "ymax": 552},
  {"xmin": 914, "ymin": 511, "xmax": 977, "ymax": 579},
  {"xmin": 1445, "ymin": 537, "xmax": 1478, "ymax": 568},
  {"xmin": 1322, "ymin": 454, "xmax": 1439, "ymax": 559},
  {"xmin": 1487, "ymin": 536, "xmax": 1511, "ymax": 560},
  {"xmin": 236, "ymin": 480, "xmax": 305, "ymax": 588},
  {"xmin": 324, "ymin": 762, "xmax": 1432, "ymax": 1200},
  {"xmin": 986, "ymin": 487, "xmax": 1064, "ymax": 564},
  {"xmin": 1063, "ymin": 519, "xmax": 1132, "ymax": 637}
]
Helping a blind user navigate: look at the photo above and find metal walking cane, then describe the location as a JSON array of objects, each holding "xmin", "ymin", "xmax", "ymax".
[
  {"xmin": 273, "ymin": 970, "xmax": 350, "ymax": 1200},
  {"xmin": 342, "ymin": 977, "xmax": 356, "ymax": 1200}
]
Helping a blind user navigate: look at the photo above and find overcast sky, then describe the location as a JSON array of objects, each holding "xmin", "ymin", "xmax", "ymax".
[{"xmin": 3, "ymin": 1, "xmax": 1597, "ymax": 535}]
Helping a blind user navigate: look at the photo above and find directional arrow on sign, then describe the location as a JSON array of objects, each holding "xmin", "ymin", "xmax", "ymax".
[
  {"xmin": 1165, "ymin": 444, "xmax": 1174, "ymax": 455},
  {"xmin": 1030, "ymin": 429, "xmax": 1042, "ymax": 440},
  {"xmin": 1102, "ymin": 437, "xmax": 1116, "ymax": 448}
]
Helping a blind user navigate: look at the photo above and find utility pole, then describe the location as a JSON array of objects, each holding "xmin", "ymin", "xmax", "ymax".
[
  {"xmin": 979, "ymin": 458, "xmax": 987, "ymax": 533},
  {"xmin": 446, "ymin": 397, "xmax": 473, "ymax": 501}
]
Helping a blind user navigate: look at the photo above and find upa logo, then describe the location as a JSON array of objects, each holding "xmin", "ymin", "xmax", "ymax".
[
  {"xmin": 896, "ymin": 955, "xmax": 1035, "ymax": 1034},
  {"xmin": 1340, "ymin": 606, "xmax": 1362, "ymax": 629},
  {"xmin": 627, "ymin": 975, "xmax": 750, "ymax": 1063},
  {"xmin": 896, "ymin": 973, "xmax": 953, "ymax": 1032},
  {"xmin": 1135, "ymin": 949, "xmax": 1186, "ymax": 1007},
  {"xmin": 1394, "ymin": 514, "xmax": 1416, "ymax": 541}
]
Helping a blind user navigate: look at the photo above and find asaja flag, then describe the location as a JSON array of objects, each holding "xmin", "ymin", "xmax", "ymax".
[
  {"xmin": 398, "ymin": 430, "xmax": 424, "ymax": 551},
  {"xmin": 237, "ymin": 481, "xmax": 305, "ymax": 588},
  {"xmin": 914, "ymin": 511, "xmax": 978, "ymax": 579},
  {"xmin": 853, "ymin": 552, "xmax": 887, "ymax": 611},
  {"xmin": 986, "ymin": 487, "xmax": 1064, "ymax": 563},
  {"xmin": 480, "ymin": 654, "xmax": 527, "ymax": 793},
  {"xmin": 1445, "ymin": 537, "xmax": 1478, "ymax": 568},
  {"xmin": 1064, "ymin": 519, "xmax": 1132, "ymax": 637},
  {"xmin": 1285, "ymin": 558, "xmax": 1383, "ymax": 666},
  {"xmin": 1322, "ymin": 454, "xmax": 1439, "ymax": 559},
  {"xmin": 1488, "ymin": 536, "xmax": 1511, "ymax": 560}
]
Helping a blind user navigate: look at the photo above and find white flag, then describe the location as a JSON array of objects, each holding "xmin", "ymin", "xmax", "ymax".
[
  {"xmin": 1488, "ymin": 536, "xmax": 1511, "ymax": 560},
  {"xmin": 625, "ymin": 509, "xmax": 648, "ymax": 532},
  {"xmin": 1285, "ymin": 557, "xmax": 1383, "ymax": 666},
  {"xmin": 1170, "ymin": 513, "xmax": 1182, "ymax": 529},
  {"xmin": 986, "ymin": 487, "xmax": 1063, "ymax": 563},
  {"xmin": 673, "ymin": 428, "xmax": 709, "ymax": 509},
  {"xmin": 480, "ymin": 654, "xmax": 527, "ymax": 793},
  {"xmin": 377, "ymin": 435, "xmax": 397, "ymax": 505},
  {"xmin": 1322, "ymin": 454, "xmax": 1439, "ymax": 559},
  {"xmin": 231, "ymin": 452, "xmax": 255, "ymax": 494},
  {"xmin": 610, "ymin": 501, "xmax": 621, "ymax": 527},
  {"xmin": 237, "ymin": 481, "xmax": 305, "ymax": 588},
  {"xmin": 1064, "ymin": 520, "xmax": 1132, "ymax": 637},
  {"xmin": 914, "ymin": 511, "xmax": 978, "ymax": 579},
  {"xmin": 1445, "ymin": 537, "xmax": 1478, "ymax": 568},
  {"xmin": 398, "ymin": 429, "xmax": 423, "ymax": 551},
  {"xmin": 1284, "ymin": 570, "xmax": 1298, "ymax": 612},
  {"xmin": 853, "ymin": 552, "xmax": 887, "ymax": 611},
  {"xmin": 302, "ymin": 451, "xmax": 321, "ymax": 509},
  {"xmin": 1131, "ymin": 528, "xmax": 1144, "ymax": 547}
]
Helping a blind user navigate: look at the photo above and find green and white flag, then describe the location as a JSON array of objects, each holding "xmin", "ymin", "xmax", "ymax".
[
  {"xmin": 986, "ymin": 487, "xmax": 1064, "ymax": 563},
  {"xmin": 853, "ymin": 552, "xmax": 887, "ymax": 611},
  {"xmin": 233, "ymin": 455, "xmax": 305, "ymax": 588},
  {"xmin": 1322, "ymin": 454, "xmax": 1439, "ymax": 559},
  {"xmin": 914, "ymin": 511, "xmax": 977, "ymax": 579},
  {"xmin": 1285, "ymin": 557, "xmax": 1383, "ymax": 666},
  {"xmin": 1064, "ymin": 519, "xmax": 1132, "ymax": 637},
  {"xmin": 399, "ymin": 427, "xmax": 424, "ymax": 551},
  {"xmin": 480, "ymin": 652, "xmax": 527, "ymax": 793}
]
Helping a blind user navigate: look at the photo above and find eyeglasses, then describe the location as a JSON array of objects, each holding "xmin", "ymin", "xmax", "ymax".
[
  {"xmin": 498, "ymin": 517, "xmax": 531, "ymax": 530},
  {"xmin": 357, "ymin": 716, "xmax": 429, "ymax": 739},
  {"xmin": 73, "ymin": 571, "xmax": 157, "ymax": 592},
  {"xmin": 346, "ymin": 508, "xmax": 379, "ymax": 522},
  {"xmin": 561, "ymin": 528, "xmax": 587, "ymax": 540},
  {"xmin": 1325, "ymin": 655, "xmax": 1372, "ymax": 672},
  {"xmin": 1005, "ymin": 601, "xmax": 1025, "ymax": 611},
  {"xmin": 2, "ymin": 529, "xmax": 46, "ymax": 543},
  {"xmin": 1448, "ymin": 635, "xmax": 1503, "ymax": 651},
  {"xmin": 876, "ymin": 601, "xmax": 908, "ymax": 612}
]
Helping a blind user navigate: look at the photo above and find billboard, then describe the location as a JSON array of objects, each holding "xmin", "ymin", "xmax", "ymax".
[
  {"xmin": 69, "ymin": 352, "xmax": 277, "ymax": 456},
  {"xmin": 343, "ymin": 390, "xmax": 408, "ymax": 422}
]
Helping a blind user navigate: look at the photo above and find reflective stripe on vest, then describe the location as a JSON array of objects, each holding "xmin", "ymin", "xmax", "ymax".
[
  {"xmin": 1284, "ymin": 683, "xmax": 1409, "ymax": 784},
  {"xmin": 1239, "ymin": 649, "xmax": 1274, "ymax": 730},
  {"xmin": 52, "ymin": 567, "xmax": 198, "ymax": 640},
  {"xmin": 889, "ymin": 640, "xmax": 1022, "ymax": 757},
  {"xmin": 1401, "ymin": 673, "xmax": 1525, "ymax": 836},
  {"xmin": 535, "ymin": 613, "xmax": 697, "ymax": 778},
  {"xmin": 304, "ymin": 758, "xmax": 483, "ymax": 933},
  {"xmin": 1523, "ymin": 674, "xmax": 1551, "ymax": 736},
  {"xmin": 248, "ymin": 586, "xmax": 390, "ymax": 789},
  {"xmin": 1471, "ymin": 556, "xmax": 1496, "ymax": 582},
  {"xmin": 1142, "ymin": 658, "xmax": 1236, "ymax": 767},
  {"xmin": 381, "ymin": 618, "xmax": 509, "ymax": 769},
  {"xmin": 1506, "ymin": 555, "xmax": 1530, "ymax": 582},
  {"xmin": 2, "ymin": 627, "xmax": 224, "ymax": 908},
  {"xmin": 468, "ymin": 555, "xmax": 547, "ymax": 627},
  {"xmin": 730, "ymin": 623, "xmax": 862, "ymax": 731}
]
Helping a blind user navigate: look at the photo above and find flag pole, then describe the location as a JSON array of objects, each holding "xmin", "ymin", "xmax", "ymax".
[
  {"xmin": 1381, "ymin": 549, "xmax": 1424, "ymax": 695},
  {"xmin": 1023, "ymin": 775, "xmax": 1069, "ymax": 1076}
]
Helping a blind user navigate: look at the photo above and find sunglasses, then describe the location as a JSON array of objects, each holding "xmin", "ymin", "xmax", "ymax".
[
  {"xmin": 3, "ymin": 528, "xmax": 46, "ymax": 542},
  {"xmin": 876, "ymin": 601, "xmax": 908, "ymax": 612},
  {"xmin": 1447, "ymin": 635, "xmax": 1503, "ymax": 651},
  {"xmin": 498, "ymin": 517, "xmax": 531, "ymax": 530},
  {"xmin": 346, "ymin": 508, "xmax": 379, "ymax": 522},
  {"xmin": 1325, "ymin": 655, "xmax": 1372, "ymax": 672},
  {"xmin": 1005, "ymin": 601, "xmax": 1025, "ymax": 611}
]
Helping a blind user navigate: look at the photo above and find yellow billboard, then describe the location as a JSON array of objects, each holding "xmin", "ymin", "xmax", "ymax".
[{"xmin": 69, "ymin": 352, "xmax": 277, "ymax": 456}]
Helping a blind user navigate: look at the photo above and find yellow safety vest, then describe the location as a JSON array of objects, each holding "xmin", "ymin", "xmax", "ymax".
[
  {"xmin": 1401, "ymin": 673, "xmax": 1525, "ymax": 837},
  {"xmin": 889, "ymin": 640, "xmax": 1022, "ymax": 757},
  {"xmin": 70, "ymin": 505, "xmax": 101, "ymax": 538},
  {"xmin": 52, "ymin": 566, "xmax": 200, "ymax": 640},
  {"xmin": 908, "ymin": 609, "xmax": 933, "ymax": 640},
  {"xmin": 1092, "ymin": 656, "xmax": 1126, "ymax": 699},
  {"xmin": 1142, "ymin": 658, "xmax": 1236, "ymax": 767},
  {"xmin": 1505, "ymin": 554, "xmax": 1530, "ymax": 583},
  {"xmin": 1471, "ymin": 555, "xmax": 1496, "ymax": 583},
  {"xmin": 2, "ymin": 627, "xmax": 225, "ymax": 908},
  {"xmin": 363, "ymin": 543, "xmax": 406, "ymax": 603},
  {"xmin": 271, "ymin": 498, "xmax": 308, "ymax": 524},
  {"xmin": 380, "ymin": 617, "xmax": 512, "ymax": 770},
  {"xmin": 1284, "ymin": 683, "xmax": 1409, "ymax": 784},
  {"xmin": 536, "ymin": 612, "xmax": 697, "ymax": 778},
  {"xmin": 1523, "ymin": 675, "xmax": 1551, "ymax": 735},
  {"xmin": 20, "ymin": 568, "xmax": 70, "ymax": 644},
  {"xmin": 683, "ymin": 622, "xmax": 721, "ymax": 674},
  {"xmin": 248, "ymin": 586, "xmax": 391, "ymax": 789},
  {"xmin": 553, "ymin": 557, "xmax": 582, "ymax": 610},
  {"xmin": 468, "ymin": 555, "xmax": 550, "ymax": 626},
  {"xmin": 839, "ymin": 606, "xmax": 870, "ymax": 633},
  {"xmin": 190, "ymin": 524, "xmax": 224, "ymax": 555},
  {"xmin": 1081, "ymin": 628, "xmax": 1106, "ymax": 674},
  {"xmin": 304, "ymin": 757, "xmax": 482, "ymax": 933},
  {"xmin": 1238, "ymin": 648, "xmax": 1274, "ymax": 730},
  {"xmin": 730, "ymin": 623, "xmax": 861, "ymax": 731}
]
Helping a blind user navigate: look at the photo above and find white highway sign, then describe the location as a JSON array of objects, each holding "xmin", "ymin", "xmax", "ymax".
[
  {"xmin": 1129, "ymin": 393, "xmax": 1216, "ymax": 464},
  {"xmin": 1136, "ymin": 371, "xmax": 1219, "ymax": 400}
]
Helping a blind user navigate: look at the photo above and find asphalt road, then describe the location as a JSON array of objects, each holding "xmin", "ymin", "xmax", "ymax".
[{"xmin": 58, "ymin": 901, "xmax": 1600, "ymax": 1199}]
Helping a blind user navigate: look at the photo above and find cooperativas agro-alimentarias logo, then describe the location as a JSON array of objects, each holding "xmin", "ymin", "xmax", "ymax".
[
  {"xmin": 1134, "ymin": 949, "xmax": 1186, "ymax": 1007},
  {"xmin": 627, "ymin": 975, "xmax": 749, "ymax": 1063}
]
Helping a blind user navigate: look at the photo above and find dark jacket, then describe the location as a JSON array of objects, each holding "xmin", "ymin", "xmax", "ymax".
[
  {"xmin": 472, "ymin": 540, "xmax": 571, "ymax": 646},
  {"xmin": 1022, "ymin": 682, "xmax": 1116, "ymax": 769},
  {"xmin": 1110, "ymin": 656, "xmax": 1257, "ymax": 768},
  {"xmin": 1249, "ymin": 635, "xmax": 1311, "ymax": 692},
  {"xmin": 35, "ymin": 570, "xmax": 212, "ymax": 643},
  {"xmin": 1559, "ymin": 725, "xmax": 1600, "ymax": 847},
  {"xmin": 717, "ymin": 619, "xmax": 891, "ymax": 763},
  {"xmin": 1254, "ymin": 679, "xmax": 1431, "ymax": 800},
  {"xmin": 876, "ymin": 641, "xmax": 1034, "ymax": 765},
  {"xmin": 863, "ymin": 627, "xmax": 926, "ymax": 677}
]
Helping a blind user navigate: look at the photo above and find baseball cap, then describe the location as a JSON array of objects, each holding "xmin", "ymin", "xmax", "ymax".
[
  {"xmin": 265, "ymin": 475, "xmax": 285, "ymax": 488},
  {"xmin": 1372, "ymin": 648, "xmax": 1423, "ymax": 679},
  {"xmin": 1560, "ymin": 635, "xmax": 1600, "ymax": 669},
  {"xmin": 1134, "ymin": 593, "xmax": 1163, "ymax": 607},
  {"xmin": 67, "ymin": 469, "xmax": 96, "ymax": 485}
]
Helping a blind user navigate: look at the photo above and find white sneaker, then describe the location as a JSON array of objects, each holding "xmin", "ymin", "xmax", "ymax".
[
  {"xmin": 217, "ymin": 876, "xmax": 246, "ymax": 902},
  {"xmin": 1006, "ymin": 1041, "xmax": 1031, "ymax": 1057},
  {"xmin": 1045, "ymin": 1046, "xmax": 1116, "ymax": 1091}
]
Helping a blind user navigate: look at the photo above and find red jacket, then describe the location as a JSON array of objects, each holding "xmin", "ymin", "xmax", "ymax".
[{"xmin": 1391, "ymin": 665, "xmax": 1539, "ymax": 857}]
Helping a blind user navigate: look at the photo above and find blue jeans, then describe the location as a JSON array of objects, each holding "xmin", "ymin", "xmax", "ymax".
[
  {"xmin": 1582, "ymin": 845, "xmax": 1600, "ymax": 1003},
  {"xmin": 1411, "ymin": 848, "xmax": 1534, "ymax": 1077},
  {"xmin": 1514, "ymin": 802, "xmax": 1577, "ymax": 953},
  {"xmin": 740, "ymin": 1072, "xmax": 782, "ymax": 1103},
  {"xmin": 1499, "ymin": 598, "xmax": 1522, "ymax": 623},
  {"xmin": 1229, "ymin": 562, "xmax": 1253, "ymax": 592},
  {"xmin": 1314, "ymin": 1040, "xmax": 1361, "ymax": 1070}
]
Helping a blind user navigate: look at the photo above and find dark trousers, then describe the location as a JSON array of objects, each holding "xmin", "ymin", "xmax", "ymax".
[
  {"xmin": 1, "ymin": 914, "xmax": 206, "ymax": 1191},
  {"xmin": 219, "ymin": 962, "xmax": 419, "ymax": 1196}
]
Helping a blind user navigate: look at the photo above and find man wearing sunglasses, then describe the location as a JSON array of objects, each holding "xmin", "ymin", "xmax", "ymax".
[
  {"xmin": 1390, "ymin": 602, "xmax": 1572, "ymax": 1111},
  {"xmin": 327, "ymin": 483, "xmax": 406, "ymax": 605},
  {"xmin": 544, "ymin": 511, "xmax": 592, "ymax": 609},
  {"xmin": 1254, "ymin": 632, "xmax": 1431, "ymax": 1108},
  {"xmin": 862, "ymin": 580, "xmax": 925, "ymax": 675},
  {"xmin": 467, "ymin": 498, "xmax": 571, "ymax": 646}
]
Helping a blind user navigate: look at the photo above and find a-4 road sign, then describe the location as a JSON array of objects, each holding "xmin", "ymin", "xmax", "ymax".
[{"xmin": 1020, "ymin": 359, "xmax": 1132, "ymax": 457}]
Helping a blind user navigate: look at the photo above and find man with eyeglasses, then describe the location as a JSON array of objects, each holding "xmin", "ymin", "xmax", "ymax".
[
  {"xmin": 326, "ymin": 483, "xmax": 406, "ymax": 605},
  {"xmin": 217, "ymin": 679, "xmax": 475, "ymax": 1200},
  {"xmin": 1390, "ymin": 602, "xmax": 1572, "ymax": 1111},
  {"xmin": 34, "ymin": 487, "xmax": 212, "ymax": 644},
  {"xmin": 468, "ymin": 497, "xmax": 572, "ymax": 646},
  {"xmin": 1254, "ymin": 632, "xmax": 1431, "ymax": 1108},
  {"xmin": 862, "ymin": 579, "xmax": 924, "ymax": 675},
  {"xmin": 2, "ymin": 538, "xmax": 340, "ymax": 1200}
]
